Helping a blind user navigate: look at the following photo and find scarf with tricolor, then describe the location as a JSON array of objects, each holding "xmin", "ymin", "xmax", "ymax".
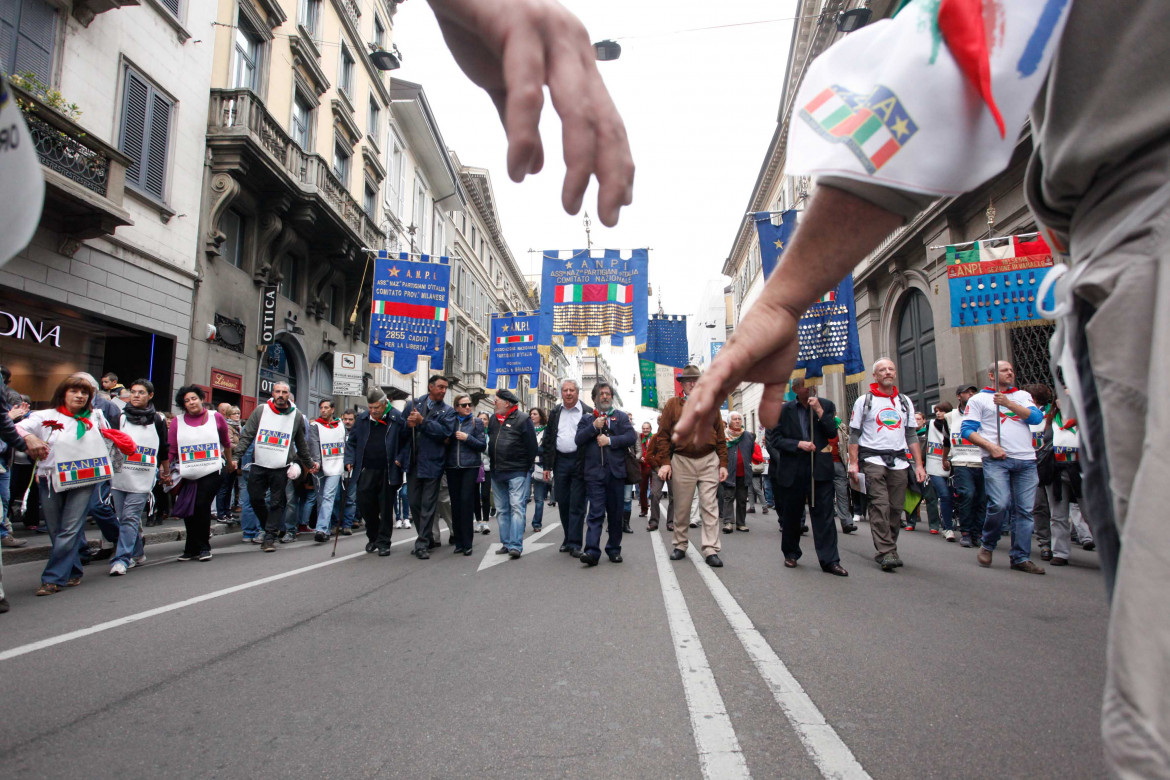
[
  {"xmin": 726, "ymin": 428, "xmax": 744, "ymax": 448},
  {"xmin": 314, "ymin": 417, "xmax": 339, "ymax": 428},
  {"xmin": 495, "ymin": 405, "xmax": 518, "ymax": 425},
  {"xmin": 267, "ymin": 399, "xmax": 296, "ymax": 415},
  {"xmin": 57, "ymin": 406, "xmax": 93, "ymax": 439},
  {"xmin": 870, "ymin": 383, "xmax": 899, "ymax": 399}
]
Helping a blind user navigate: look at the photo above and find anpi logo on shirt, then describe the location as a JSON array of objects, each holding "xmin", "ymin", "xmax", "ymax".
[
  {"xmin": 128, "ymin": 445, "xmax": 157, "ymax": 465},
  {"xmin": 876, "ymin": 408, "xmax": 902, "ymax": 430},
  {"xmin": 258, "ymin": 429, "xmax": 291, "ymax": 447},
  {"xmin": 180, "ymin": 443, "xmax": 220, "ymax": 462}
]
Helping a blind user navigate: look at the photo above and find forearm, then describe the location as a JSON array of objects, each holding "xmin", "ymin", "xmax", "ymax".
[
  {"xmin": 909, "ymin": 442, "xmax": 924, "ymax": 469},
  {"xmin": 848, "ymin": 443, "xmax": 860, "ymax": 467},
  {"xmin": 967, "ymin": 432, "xmax": 995, "ymax": 454},
  {"xmin": 764, "ymin": 185, "xmax": 902, "ymax": 318}
]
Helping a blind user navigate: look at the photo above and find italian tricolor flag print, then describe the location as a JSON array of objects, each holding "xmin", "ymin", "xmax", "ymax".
[
  {"xmin": 496, "ymin": 335, "xmax": 534, "ymax": 345},
  {"xmin": 555, "ymin": 284, "xmax": 633, "ymax": 304},
  {"xmin": 371, "ymin": 301, "xmax": 448, "ymax": 321}
]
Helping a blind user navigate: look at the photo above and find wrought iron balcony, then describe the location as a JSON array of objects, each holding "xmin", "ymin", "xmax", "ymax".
[
  {"xmin": 207, "ymin": 88, "xmax": 384, "ymax": 250},
  {"xmin": 13, "ymin": 82, "xmax": 133, "ymax": 242}
]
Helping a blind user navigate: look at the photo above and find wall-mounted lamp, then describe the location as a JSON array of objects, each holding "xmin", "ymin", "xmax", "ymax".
[
  {"xmin": 836, "ymin": 8, "xmax": 873, "ymax": 33},
  {"xmin": 594, "ymin": 40, "xmax": 621, "ymax": 61},
  {"xmin": 370, "ymin": 43, "xmax": 403, "ymax": 71}
]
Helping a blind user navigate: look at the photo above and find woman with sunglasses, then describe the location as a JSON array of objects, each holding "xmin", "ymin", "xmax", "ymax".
[{"xmin": 446, "ymin": 395, "xmax": 486, "ymax": 555}]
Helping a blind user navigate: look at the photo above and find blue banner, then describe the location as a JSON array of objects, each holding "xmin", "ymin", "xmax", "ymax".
[
  {"xmin": 793, "ymin": 274, "xmax": 866, "ymax": 383},
  {"xmin": 644, "ymin": 315, "xmax": 688, "ymax": 368},
  {"xmin": 753, "ymin": 210, "xmax": 798, "ymax": 280},
  {"xmin": 538, "ymin": 248, "xmax": 649, "ymax": 353},
  {"xmin": 488, "ymin": 311, "xmax": 541, "ymax": 391},
  {"xmin": 945, "ymin": 233, "xmax": 1057, "ymax": 328},
  {"xmin": 368, "ymin": 251, "xmax": 450, "ymax": 374}
]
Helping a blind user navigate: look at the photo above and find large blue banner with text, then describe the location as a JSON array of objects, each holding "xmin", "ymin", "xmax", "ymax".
[
  {"xmin": 368, "ymin": 251, "xmax": 450, "ymax": 374},
  {"xmin": 488, "ymin": 311, "xmax": 541, "ymax": 391}
]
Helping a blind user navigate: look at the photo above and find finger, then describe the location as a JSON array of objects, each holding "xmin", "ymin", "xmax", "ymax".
[
  {"xmin": 758, "ymin": 383, "xmax": 787, "ymax": 428},
  {"xmin": 591, "ymin": 92, "xmax": 635, "ymax": 227},
  {"xmin": 544, "ymin": 27, "xmax": 597, "ymax": 214},
  {"xmin": 500, "ymin": 22, "xmax": 547, "ymax": 182}
]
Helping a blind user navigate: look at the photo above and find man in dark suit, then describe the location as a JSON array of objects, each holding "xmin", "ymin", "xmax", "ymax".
[
  {"xmin": 770, "ymin": 378, "xmax": 848, "ymax": 576},
  {"xmin": 575, "ymin": 383, "xmax": 636, "ymax": 566},
  {"xmin": 542, "ymin": 379, "xmax": 592, "ymax": 557},
  {"xmin": 345, "ymin": 388, "xmax": 409, "ymax": 556}
]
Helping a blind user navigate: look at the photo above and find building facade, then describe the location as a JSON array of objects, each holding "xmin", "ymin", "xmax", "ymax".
[{"xmin": 1, "ymin": 0, "xmax": 215, "ymax": 407}]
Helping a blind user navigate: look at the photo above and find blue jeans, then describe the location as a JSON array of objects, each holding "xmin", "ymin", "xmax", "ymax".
[
  {"xmin": 333, "ymin": 474, "xmax": 357, "ymax": 528},
  {"xmin": 310, "ymin": 474, "xmax": 341, "ymax": 533},
  {"xmin": 927, "ymin": 475, "xmax": 954, "ymax": 531},
  {"xmin": 981, "ymin": 457, "xmax": 1038, "ymax": 563},
  {"xmin": 239, "ymin": 473, "xmax": 262, "ymax": 539},
  {"xmin": 763, "ymin": 473, "xmax": 774, "ymax": 507},
  {"xmin": 492, "ymin": 472, "xmax": 530, "ymax": 552},
  {"xmin": 529, "ymin": 479, "xmax": 549, "ymax": 527},
  {"xmin": 395, "ymin": 483, "xmax": 409, "ymax": 522},
  {"xmin": 951, "ymin": 465, "xmax": 986, "ymax": 539},
  {"xmin": 79, "ymin": 480, "xmax": 119, "ymax": 559},
  {"xmin": 39, "ymin": 480, "xmax": 96, "ymax": 585},
  {"xmin": 110, "ymin": 489, "xmax": 149, "ymax": 566}
]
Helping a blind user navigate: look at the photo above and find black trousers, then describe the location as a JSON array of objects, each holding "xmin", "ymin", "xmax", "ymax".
[
  {"xmin": 553, "ymin": 451, "xmax": 587, "ymax": 549},
  {"xmin": 719, "ymin": 476, "xmax": 748, "ymax": 527},
  {"xmin": 357, "ymin": 468, "xmax": 397, "ymax": 549},
  {"xmin": 447, "ymin": 467, "xmax": 478, "ymax": 551},
  {"xmin": 247, "ymin": 466, "xmax": 289, "ymax": 541},
  {"xmin": 584, "ymin": 477, "xmax": 625, "ymax": 558},
  {"xmin": 408, "ymin": 474, "xmax": 442, "ymax": 552},
  {"xmin": 779, "ymin": 473, "xmax": 839, "ymax": 567},
  {"xmin": 475, "ymin": 474, "xmax": 491, "ymax": 522},
  {"xmin": 183, "ymin": 470, "xmax": 224, "ymax": 555}
]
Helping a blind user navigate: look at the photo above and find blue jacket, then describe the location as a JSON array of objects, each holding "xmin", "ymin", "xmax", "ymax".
[
  {"xmin": 401, "ymin": 395, "xmax": 458, "ymax": 479},
  {"xmin": 575, "ymin": 408, "xmax": 636, "ymax": 482},
  {"xmin": 446, "ymin": 415, "xmax": 486, "ymax": 469},
  {"xmin": 344, "ymin": 407, "xmax": 409, "ymax": 485}
]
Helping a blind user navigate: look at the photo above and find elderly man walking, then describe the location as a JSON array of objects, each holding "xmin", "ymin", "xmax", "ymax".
[
  {"xmin": 654, "ymin": 365, "xmax": 728, "ymax": 567},
  {"xmin": 402, "ymin": 375, "xmax": 457, "ymax": 560},
  {"xmin": 543, "ymin": 379, "xmax": 592, "ymax": 557},
  {"xmin": 848, "ymin": 359, "xmax": 926, "ymax": 572},
  {"xmin": 963, "ymin": 361, "xmax": 1046, "ymax": 575}
]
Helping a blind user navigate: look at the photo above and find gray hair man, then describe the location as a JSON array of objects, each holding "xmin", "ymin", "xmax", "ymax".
[{"xmin": 542, "ymin": 378, "xmax": 592, "ymax": 557}]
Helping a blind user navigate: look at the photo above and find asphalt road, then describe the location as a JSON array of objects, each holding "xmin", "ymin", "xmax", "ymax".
[{"xmin": 0, "ymin": 506, "xmax": 1110, "ymax": 779}]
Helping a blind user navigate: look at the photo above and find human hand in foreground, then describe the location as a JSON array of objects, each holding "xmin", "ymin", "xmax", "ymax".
[{"xmin": 426, "ymin": 0, "xmax": 634, "ymax": 226}]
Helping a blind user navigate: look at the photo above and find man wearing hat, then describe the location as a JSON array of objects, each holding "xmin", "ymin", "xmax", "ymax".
[
  {"xmin": 487, "ymin": 388, "xmax": 538, "ymax": 558},
  {"xmin": 652, "ymin": 365, "xmax": 729, "ymax": 567},
  {"xmin": 402, "ymin": 375, "xmax": 457, "ymax": 560},
  {"xmin": 946, "ymin": 383, "xmax": 987, "ymax": 549},
  {"xmin": 345, "ymin": 388, "xmax": 408, "ymax": 555}
]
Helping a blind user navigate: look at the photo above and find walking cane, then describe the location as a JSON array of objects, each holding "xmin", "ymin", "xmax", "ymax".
[{"xmin": 331, "ymin": 472, "xmax": 347, "ymax": 558}]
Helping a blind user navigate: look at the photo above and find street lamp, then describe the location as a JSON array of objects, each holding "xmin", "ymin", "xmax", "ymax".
[
  {"xmin": 836, "ymin": 8, "xmax": 872, "ymax": 33},
  {"xmin": 594, "ymin": 40, "xmax": 621, "ymax": 61}
]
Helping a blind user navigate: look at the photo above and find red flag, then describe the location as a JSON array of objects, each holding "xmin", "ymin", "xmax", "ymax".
[{"xmin": 938, "ymin": 0, "xmax": 1005, "ymax": 138}]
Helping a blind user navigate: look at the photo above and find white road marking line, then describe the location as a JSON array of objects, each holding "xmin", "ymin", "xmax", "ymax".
[
  {"xmin": 476, "ymin": 522, "xmax": 561, "ymax": 572},
  {"xmin": 650, "ymin": 531, "xmax": 750, "ymax": 779},
  {"xmin": 686, "ymin": 546, "xmax": 871, "ymax": 780},
  {"xmin": 0, "ymin": 535, "xmax": 419, "ymax": 663}
]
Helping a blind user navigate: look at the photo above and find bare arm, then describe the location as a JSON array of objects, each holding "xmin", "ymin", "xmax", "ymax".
[
  {"xmin": 673, "ymin": 186, "xmax": 902, "ymax": 446},
  {"xmin": 426, "ymin": 0, "xmax": 634, "ymax": 226}
]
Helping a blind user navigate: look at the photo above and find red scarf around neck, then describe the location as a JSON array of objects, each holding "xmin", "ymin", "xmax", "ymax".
[
  {"xmin": 495, "ymin": 405, "xmax": 517, "ymax": 424},
  {"xmin": 267, "ymin": 399, "xmax": 294, "ymax": 415},
  {"xmin": 869, "ymin": 382, "xmax": 899, "ymax": 398},
  {"xmin": 314, "ymin": 417, "xmax": 338, "ymax": 428}
]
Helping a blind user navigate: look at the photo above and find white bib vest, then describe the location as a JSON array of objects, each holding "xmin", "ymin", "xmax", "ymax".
[
  {"xmin": 112, "ymin": 415, "xmax": 161, "ymax": 493},
  {"xmin": 314, "ymin": 420, "xmax": 345, "ymax": 477},
  {"xmin": 51, "ymin": 412, "xmax": 113, "ymax": 493},
  {"xmin": 946, "ymin": 408, "xmax": 982, "ymax": 467},
  {"xmin": 254, "ymin": 404, "xmax": 297, "ymax": 469},
  {"xmin": 925, "ymin": 421, "xmax": 950, "ymax": 478},
  {"xmin": 177, "ymin": 412, "xmax": 223, "ymax": 480},
  {"xmin": 1053, "ymin": 422, "xmax": 1080, "ymax": 465}
]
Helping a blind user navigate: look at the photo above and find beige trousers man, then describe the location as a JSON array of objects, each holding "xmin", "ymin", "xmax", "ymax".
[{"xmin": 670, "ymin": 450, "xmax": 721, "ymax": 556}]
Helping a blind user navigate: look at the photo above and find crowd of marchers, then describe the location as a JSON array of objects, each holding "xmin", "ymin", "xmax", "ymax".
[{"xmin": 0, "ymin": 352, "xmax": 1090, "ymax": 612}]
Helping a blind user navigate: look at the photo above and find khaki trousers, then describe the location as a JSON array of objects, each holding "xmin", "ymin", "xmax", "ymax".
[
  {"xmin": 861, "ymin": 461, "xmax": 908, "ymax": 558},
  {"xmin": 670, "ymin": 451, "xmax": 721, "ymax": 555}
]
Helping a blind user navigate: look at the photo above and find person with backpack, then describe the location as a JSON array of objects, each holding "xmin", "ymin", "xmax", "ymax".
[
  {"xmin": 1037, "ymin": 398, "xmax": 1094, "ymax": 566},
  {"xmin": 847, "ymin": 359, "xmax": 925, "ymax": 572}
]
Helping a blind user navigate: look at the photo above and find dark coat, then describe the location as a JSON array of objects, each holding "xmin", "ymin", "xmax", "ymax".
[
  {"xmin": 344, "ymin": 408, "xmax": 409, "ymax": 485},
  {"xmin": 488, "ymin": 407, "xmax": 537, "ymax": 475},
  {"xmin": 770, "ymin": 398, "xmax": 838, "ymax": 486},
  {"xmin": 722, "ymin": 430, "xmax": 757, "ymax": 487},
  {"xmin": 542, "ymin": 401, "xmax": 593, "ymax": 472},
  {"xmin": 446, "ymin": 415, "xmax": 486, "ymax": 469},
  {"xmin": 575, "ymin": 409, "xmax": 636, "ymax": 482},
  {"xmin": 401, "ymin": 395, "xmax": 458, "ymax": 480}
]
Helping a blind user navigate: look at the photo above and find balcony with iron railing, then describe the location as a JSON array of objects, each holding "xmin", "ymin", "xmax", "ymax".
[
  {"xmin": 207, "ymin": 88, "xmax": 383, "ymax": 250},
  {"xmin": 12, "ymin": 81, "xmax": 133, "ymax": 244}
]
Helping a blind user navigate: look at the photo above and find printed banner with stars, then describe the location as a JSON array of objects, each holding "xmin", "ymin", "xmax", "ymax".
[
  {"xmin": 368, "ymin": 251, "xmax": 450, "ymax": 374},
  {"xmin": 488, "ymin": 311, "xmax": 541, "ymax": 391},
  {"xmin": 539, "ymin": 248, "xmax": 649, "ymax": 354},
  {"xmin": 792, "ymin": 273, "xmax": 866, "ymax": 384},
  {"xmin": 753, "ymin": 209, "xmax": 798, "ymax": 281},
  {"xmin": 639, "ymin": 315, "xmax": 688, "ymax": 409},
  {"xmin": 945, "ymin": 232, "xmax": 1057, "ymax": 329}
]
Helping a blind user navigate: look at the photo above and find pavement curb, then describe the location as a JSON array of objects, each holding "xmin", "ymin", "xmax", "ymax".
[{"xmin": 3, "ymin": 522, "xmax": 236, "ymax": 566}]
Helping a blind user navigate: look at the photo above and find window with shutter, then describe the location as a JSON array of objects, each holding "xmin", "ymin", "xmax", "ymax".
[
  {"xmin": 119, "ymin": 66, "xmax": 173, "ymax": 202},
  {"xmin": 1, "ymin": 0, "xmax": 58, "ymax": 86},
  {"xmin": 159, "ymin": 0, "xmax": 180, "ymax": 17}
]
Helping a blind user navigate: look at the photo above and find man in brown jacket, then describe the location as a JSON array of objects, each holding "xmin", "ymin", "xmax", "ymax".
[{"xmin": 654, "ymin": 365, "xmax": 729, "ymax": 567}]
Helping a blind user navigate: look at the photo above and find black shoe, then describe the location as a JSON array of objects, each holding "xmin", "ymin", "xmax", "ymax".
[
  {"xmin": 666, "ymin": 521, "xmax": 674, "ymax": 531},
  {"xmin": 622, "ymin": 521, "xmax": 633, "ymax": 534},
  {"xmin": 608, "ymin": 553, "xmax": 623, "ymax": 563},
  {"xmin": 841, "ymin": 524, "xmax": 857, "ymax": 534},
  {"xmin": 495, "ymin": 546, "xmax": 510, "ymax": 554},
  {"xmin": 1040, "ymin": 546, "xmax": 1054, "ymax": 561},
  {"xmin": 783, "ymin": 558, "xmax": 798, "ymax": 568},
  {"xmin": 800, "ymin": 525, "xmax": 809, "ymax": 534},
  {"xmin": 463, "ymin": 548, "xmax": 473, "ymax": 556},
  {"xmin": 959, "ymin": 535, "xmax": 974, "ymax": 548},
  {"xmin": 669, "ymin": 548, "xmax": 686, "ymax": 561},
  {"xmin": 822, "ymin": 563, "xmax": 849, "ymax": 577},
  {"xmin": 198, "ymin": 548, "xmax": 213, "ymax": 562},
  {"xmin": 569, "ymin": 548, "xmax": 582, "ymax": 558},
  {"xmin": 262, "ymin": 538, "xmax": 276, "ymax": 552},
  {"xmin": 0, "ymin": 596, "xmax": 8, "ymax": 613},
  {"xmin": 1082, "ymin": 541, "xmax": 1096, "ymax": 552},
  {"xmin": 314, "ymin": 531, "xmax": 328, "ymax": 543},
  {"xmin": 532, "ymin": 524, "xmax": 542, "ymax": 532},
  {"xmin": 559, "ymin": 544, "xmax": 571, "ymax": 553},
  {"xmin": 747, "ymin": 507, "xmax": 756, "ymax": 514},
  {"xmin": 508, "ymin": 549, "xmax": 521, "ymax": 559},
  {"xmin": 414, "ymin": 549, "xmax": 430, "ymax": 559},
  {"xmin": 1050, "ymin": 556, "xmax": 1069, "ymax": 566},
  {"xmin": 365, "ymin": 542, "xmax": 377, "ymax": 553},
  {"xmin": 453, "ymin": 546, "xmax": 464, "ymax": 554},
  {"xmin": 177, "ymin": 551, "xmax": 196, "ymax": 562},
  {"xmin": 580, "ymin": 552, "xmax": 599, "ymax": 566},
  {"xmin": 705, "ymin": 554, "xmax": 723, "ymax": 568},
  {"xmin": 378, "ymin": 547, "xmax": 391, "ymax": 557},
  {"xmin": 429, "ymin": 539, "xmax": 441, "ymax": 549}
]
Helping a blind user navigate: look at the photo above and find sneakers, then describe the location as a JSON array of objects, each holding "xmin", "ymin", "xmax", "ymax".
[
  {"xmin": 903, "ymin": 525, "xmax": 915, "ymax": 531},
  {"xmin": 131, "ymin": 554, "xmax": 147, "ymax": 567},
  {"xmin": 1040, "ymin": 545, "xmax": 1054, "ymax": 561},
  {"xmin": 280, "ymin": 531, "xmax": 296, "ymax": 544},
  {"xmin": 314, "ymin": 531, "xmax": 328, "ymax": 543},
  {"xmin": 879, "ymin": 553, "xmax": 898, "ymax": 572},
  {"xmin": 890, "ymin": 552, "xmax": 904, "ymax": 567},
  {"xmin": 249, "ymin": 536, "xmax": 262, "ymax": 545},
  {"xmin": 851, "ymin": 514, "xmax": 864, "ymax": 525},
  {"xmin": 177, "ymin": 551, "xmax": 197, "ymax": 561},
  {"xmin": 261, "ymin": 538, "xmax": 276, "ymax": 552},
  {"xmin": 1, "ymin": 535, "xmax": 28, "ymax": 548},
  {"xmin": 340, "ymin": 528, "xmax": 353, "ymax": 536},
  {"xmin": 959, "ymin": 535, "xmax": 974, "ymax": 548},
  {"xmin": 977, "ymin": 547, "xmax": 993, "ymax": 567},
  {"xmin": 109, "ymin": 561, "xmax": 128, "ymax": 576},
  {"xmin": 1082, "ymin": 541, "xmax": 1096, "ymax": 552},
  {"xmin": 1010, "ymin": 560, "xmax": 1046, "ymax": 575},
  {"xmin": 480, "ymin": 522, "xmax": 490, "ymax": 535},
  {"xmin": 944, "ymin": 530, "xmax": 956, "ymax": 542},
  {"xmin": 929, "ymin": 529, "xmax": 940, "ymax": 535},
  {"xmin": 199, "ymin": 548, "xmax": 213, "ymax": 561}
]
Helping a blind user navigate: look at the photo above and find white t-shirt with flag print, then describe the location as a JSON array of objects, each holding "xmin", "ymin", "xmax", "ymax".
[
  {"xmin": 962, "ymin": 388, "xmax": 1039, "ymax": 461},
  {"xmin": 849, "ymin": 391, "xmax": 916, "ymax": 471}
]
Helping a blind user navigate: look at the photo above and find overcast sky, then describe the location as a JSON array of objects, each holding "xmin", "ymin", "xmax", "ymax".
[{"xmin": 392, "ymin": 0, "xmax": 799, "ymax": 405}]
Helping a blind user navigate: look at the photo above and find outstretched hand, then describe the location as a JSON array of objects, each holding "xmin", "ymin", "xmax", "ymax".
[{"xmin": 427, "ymin": 0, "xmax": 634, "ymax": 226}]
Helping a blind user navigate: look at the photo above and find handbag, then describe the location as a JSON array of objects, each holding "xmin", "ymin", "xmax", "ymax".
[
  {"xmin": 1035, "ymin": 425, "xmax": 1056, "ymax": 486},
  {"xmin": 624, "ymin": 447, "xmax": 640, "ymax": 485}
]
